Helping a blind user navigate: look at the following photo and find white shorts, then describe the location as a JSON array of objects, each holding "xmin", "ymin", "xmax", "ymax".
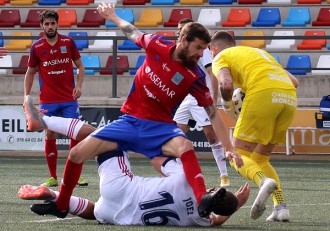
[{"xmin": 173, "ymin": 96, "xmax": 211, "ymax": 127}]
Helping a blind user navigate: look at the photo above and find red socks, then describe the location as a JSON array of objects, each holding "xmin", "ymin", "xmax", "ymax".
[
  {"xmin": 56, "ymin": 159, "xmax": 83, "ymax": 211},
  {"xmin": 45, "ymin": 139, "xmax": 58, "ymax": 179},
  {"xmin": 180, "ymin": 150, "xmax": 206, "ymax": 205}
]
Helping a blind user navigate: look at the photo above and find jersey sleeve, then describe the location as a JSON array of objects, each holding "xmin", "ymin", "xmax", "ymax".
[
  {"xmin": 70, "ymin": 38, "xmax": 81, "ymax": 61},
  {"xmin": 27, "ymin": 45, "xmax": 38, "ymax": 68},
  {"xmin": 212, "ymin": 50, "xmax": 229, "ymax": 78},
  {"xmin": 201, "ymin": 48, "xmax": 212, "ymax": 69},
  {"xmin": 190, "ymin": 68, "xmax": 213, "ymax": 107},
  {"xmin": 135, "ymin": 33, "xmax": 156, "ymax": 50}
]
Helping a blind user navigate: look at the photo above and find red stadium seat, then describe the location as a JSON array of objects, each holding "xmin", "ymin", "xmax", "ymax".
[
  {"xmin": 312, "ymin": 8, "xmax": 330, "ymax": 26},
  {"xmin": 66, "ymin": 0, "xmax": 90, "ymax": 5},
  {"xmin": 13, "ymin": 55, "xmax": 29, "ymax": 74},
  {"xmin": 163, "ymin": 9, "xmax": 192, "ymax": 27},
  {"xmin": 21, "ymin": 9, "xmax": 43, "ymax": 27},
  {"xmin": 57, "ymin": 9, "xmax": 77, "ymax": 28},
  {"xmin": 298, "ymin": 0, "xmax": 322, "ymax": 3},
  {"xmin": 155, "ymin": 31, "xmax": 176, "ymax": 43},
  {"xmin": 100, "ymin": 55, "xmax": 129, "ymax": 75},
  {"xmin": 0, "ymin": 9, "xmax": 20, "ymax": 27},
  {"xmin": 238, "ymin": 0, "xmax": 263, "ymax": 3},
  {"xmin": 297, "ymin": 30, "xmax": 326, "ymax": 50},
  {"xmin": 222, "ymin": 8, "xmax": 251, "ymax": 27},
  {"xmin": 0, "ymin": 0, "xmax": 5, "ymax": 5},
  {"xmin": 122, "ymin": 0, "xmax": 146, "ymax": 4},
  {"xmin": 77, "ymin": 9, "xmax": 105, "ymax": 27}
]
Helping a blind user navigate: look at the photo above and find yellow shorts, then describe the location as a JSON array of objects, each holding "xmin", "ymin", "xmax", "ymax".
[{"xmin": 234, "ymin": 88, "xmax": 297, "ymax": 145}]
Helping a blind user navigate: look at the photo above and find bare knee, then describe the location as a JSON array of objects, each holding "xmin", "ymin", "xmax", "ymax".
[{"xmin": 68, "ymin": 145, "xmax": 84, "ymax": 163}]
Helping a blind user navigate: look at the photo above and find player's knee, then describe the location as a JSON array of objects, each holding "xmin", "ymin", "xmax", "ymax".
[{"xmin": 68, "ymin": 145, "xmax": 84, "ymax": 163}]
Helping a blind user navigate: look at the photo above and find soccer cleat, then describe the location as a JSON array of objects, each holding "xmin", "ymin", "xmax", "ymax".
[
  {"xmin": 18, "ymin": 185, "xmax": 55, "ymax": 201},
  {"xmin": 198, "ymin": 187, "xmax": 227, "ymax": 218},
  {"xmin": 77, "ymin": 176, "xmax": 88, "ymax": 187},
  {"xmin": 220, "ymin": 175, "xmax": 230, "ymax": 188},
  {"xmin": 266, "ymin": 204, "xmax": 290, "ymax": 222},
  {"xmin": 23, "ymin": 95, "xmax": 46, "ymax": 132},
  {"xmin": 250, "ymin": 178, "xmax": 277, "ymax": 220},
  {"xmin": 41, "ymin": 177, "xmax": 58, "ymax": 187},
  {"xmin": 30, "ymin": 201, "xmax": 68, "ymax": 218}
]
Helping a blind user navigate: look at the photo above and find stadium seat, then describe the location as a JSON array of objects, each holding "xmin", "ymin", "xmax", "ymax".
[
  {"xmin": 122, "ymin": 0, "xmax": 146, "ymax": 5},
  {"xmin": 312, "ymin": 55, "xmax": 330, "ymax": 74},
  {"xmin": 0, "ymin": 9, "xmax": 21, "ymax": 27},
  {"xmin": 239, "ymin": 30, "xmax": 265, "ymax": 48},
  {"xmin": 5, "ymin": 31, "xmax": 32, "ymax": 50},
  {"xmin": 209, "ymin": 0, "xmax": 234, "ymax": 4},
  {"xmin": 271, "ymin": 54, "xmax": 280, "ymax": 63},
  {"xmin": 0, "ymin": 32, "xmax": 3, "ymax": 47},
  {"xmin": 155, "ymin": 31, "xmax": 176, "ymax": 43},
  {"xmin": 12, "ymin": 55, "xmax": 29, "ymax": 74},
  {"xmin": 57, "ymin": 9, "xmax": 77, "ymax": 28},
  {"xmin": 38, "ymin": 0, "xmax": 62, "ymax": 5},
  {"xmin": 94, "ymin": 0, "xmax": 117, "ymax": 4},
  {"xmin": 89, "ymin": 31, "xmax": 116, "ymax": 51},
  {"xmin": 66, "ymin": 0, "xmax": 90, "ymax": 5},
  {"xmin": 118, "ymin": 39, "xmax": 141, "ymax": 50},
  {"xmin": 298, "ymin": 0, "xmax": 322, "ymax": 3},
  {"xmin": 281, "ymin": 8, "xmax": 310, "ymax": 27},
  {"xmin": 106, "ymin": 8, "xmax": 134, "ymax": 27},
  {"xmin": 252, "ymin": 8, "xmax": 281, "ymax": 27},
  {"xmin": 197, "ymin": 9, "xmax": 221, "ymax": 27},
  {"xmin": 312, "ymin": 8, "xmax": 330, "ymax": 26},
  {"xmin": 10, "ymin": 0, "xmax": 35, "ymax": 5},
  {"xmin": 68, "ymin": 31, "xmax": 89, "ymax": 51},
  {"xmin": 286, "ymin": 55, "xmax": 311, "ymax": 75},
  {"xmin": 21, "ymin": 9, "xmax": 43, "ymax": 27},
  {"xmin": 221, "ymin": 8, "xmax": 251, "ymax": 27},
  {"xmin": 180, "ymin": 0, "xmax": 204, "ymax": 5},
  {"xmin": 77, "ymin": 9, "xmax": 106, "ymax": 27},
  {"xmin": 130, "ymin": 55, "xmax": 146, "ymax": 75},
  {"xmin": 266, "ymin": 30, "xmax": 295, "ymax": 50},
  {"xmin": 0, "ymin": 55, "xmax": 12, "ymax": 75},
  {"xmin": 100, "ymin": 55, "xmax": 129, "ymax": 75},
  {"xmin": 163, "ymin": 9, "xmax": 192, "ymax": 27},
  {"xmin": 151, "ymin": 0, "xmax": 175, "ymax": 5},
  {"xmin": 267, "ymin": 0, "xmax": 291, "ymax": 3},
  {"xmin": 297, "ymin": 30, "xmax": 326, "ymax": 50},
  {"xmin": 134, "ymin": 8, "xmax": 162, "ymax": 27},
  {"xmin": 74, "ymin": 55, "xmax": 100, "ymax": 75},
  {"xmin": 0, "ymin": 0, "xmax": 4, "ymax": 4},
  {"xmin": 238, "ymin": 0, "xmax": 263, "ymax": 3}
]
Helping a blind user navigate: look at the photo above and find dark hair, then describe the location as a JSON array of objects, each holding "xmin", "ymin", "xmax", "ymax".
[
  {"xmin": 39, "ymin": 10, "xmax": 59, "ymax": 24},
  {"xmin": 179, "ymin": 22, "xmax": 211, "ymax": 44},
  {"xmin": 212, "ymin": 189, "xmax": 238, "ymax": 216},
  {"xmin": 211, "ymin": 31, "xmax": 235, "ymax": 46},
  {"xmin": 178, "ymin": 18, "xmax": 194, "ymax": 24}
]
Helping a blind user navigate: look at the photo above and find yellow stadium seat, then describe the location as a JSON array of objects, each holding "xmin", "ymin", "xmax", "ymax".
[
  {"xmin": 10, "ymin": 0, "xmax": 36, "ymax": 5},
  {"xmin": 239, "ymin": 30, "xmax": 265, "ymax": 48},
  {"xmin": 180, "ymin": 0, "xmax": 204, "ymax": 5},
  {"xmin": 134, "ymin": 8, "xmax": 163, "ymax": 27},
  {"xmin": 5, "ymin": 31, "xmax": 33, "ymax": 50}
]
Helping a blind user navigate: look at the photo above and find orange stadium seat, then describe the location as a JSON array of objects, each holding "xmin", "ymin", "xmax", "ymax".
[
  {"xmin": 12, "ymin": 55, "xmax": 29, "ymax": 74},
  {"xmin": 122, "ymin": 0, "xmax": 146, "ymax": 4},
  {"xmin": 155, "ymin": 31, "xmax": 176, "ymax": 42},
  {"xmin": 10, "ymin": 0, "xmax": 36, "ymax": 5},
  {"xmin": 66, "ymin": 0, "xmax": 90, "ymax": 4},
  {"xmin": 77, "ymin": 9, "xmax": 106, "ymax": 27},
  {"xmin": 312, "ymin": 8, "xmax": 330, "ymax": 26},
  {"xmin": 100, "ymin": 55, "xmax": 129, "ymax": 75},
  {"xmin": 239, "ymin": 30, "xmax": 266, "ymax": 48},
  {"xmin": 5, "ymin": 31, "xmax": 32, "ymax": 50},
  {"xmin": 297, "ymin": 30, "xmax": 326, "ymax": 50},
  {"xmin": 163, "ymin": 9, "xmax": 192, "ymax": 27},
  {"xmin": 222, "ymin": 8, "xmax": 251, "ymax": 27},
  {"xmin": 57, "ymin": 9, "xmax": 77, "ymax": 27},
  {"xmin": 134, "ymin": 8, "xmax": 163, "ymax": 27},
  {"xmin": 0, "ymin": 9, "xmax": 21, "ymax": 27},
  {"xmin": 21, "ymin": 9, "xmax": 43, "ymax": 27},
  {"xmin": 180, "ymin": 0, "xmax": 204, "ymax": 5},
  {"xmin": 0, "ymin": 0, "xmax": 5, "ymax": 5}
]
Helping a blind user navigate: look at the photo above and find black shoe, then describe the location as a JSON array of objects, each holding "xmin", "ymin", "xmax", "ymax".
[
  {"xmin": 30, "ymin": 201, "xmax": 69, "ymax": 218},
  {"xmin": 198, "ymin": 187, "xmax": 227, "ymax": 218}
]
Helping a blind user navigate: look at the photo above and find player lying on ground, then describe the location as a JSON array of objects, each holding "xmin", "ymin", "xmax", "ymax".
[{"xmin": 19, "ymin": 152, "xmax": 250, "ymax": 226}]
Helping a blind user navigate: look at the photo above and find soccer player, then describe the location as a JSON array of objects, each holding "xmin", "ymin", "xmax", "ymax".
[
  {"xmin": 19, "ymin": 153, "xmax": 250, "ymax": 227},
  {"xmin": 24, "ymin": 3, "xmax": 243, "ymax": 219},
  {"xmin": 23, "ymin": 10, "xmax": 88, "ymax": 187},
  {"xmin": 209, "ymin": 31, "xmax": 299, "ymax": 222},
  {"xmin": 174, "ymin": 18, "xmax": 230, "ymax": 188}
]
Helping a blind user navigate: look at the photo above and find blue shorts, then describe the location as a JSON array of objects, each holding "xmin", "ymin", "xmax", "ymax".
[
  {"xmin": 90, "ymin": 114, "xmax": 187, "ymax": 159},
  {"xmin": 40, "ymin": 101, "xmax": 80, "ymax": 119}
]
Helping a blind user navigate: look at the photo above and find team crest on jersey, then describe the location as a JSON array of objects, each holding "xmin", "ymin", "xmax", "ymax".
[
  {"xmin": 171, "ymin": 72, "xmax": 184, "ymax": 85},
  {"xmin": 60, "ymin": 46, "xmax": 67, "ymax": 54}
]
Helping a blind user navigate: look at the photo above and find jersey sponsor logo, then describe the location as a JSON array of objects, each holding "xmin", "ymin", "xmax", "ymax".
[
  {"xmin": 48, "ymin": 70, "xmax": 66, "ymax": 75},
  {"xmin": 61, "ymin": 38, "xmax": 70, "ymax": 42},
  {"xmin": 186, "ymin": 68, "xmax": 197, "ymax": 78},
  {"xmin": 155, "ymin": 39, "xmax": 168, "ymax": 48},
  {"xmin": 43, "ymin": 58, "xmax": 70, "ymax": 67},
  {"xmin": 35, "ymin": 43, "xmax": 44, "ymax": 48},
  {"xmin": 50, "ymin": 49, "xmax": 57, "ymax": 55},
  {"xmin": 145, "ymin": 66, "xmax": 176, "ymax": 98},
  {"xmin": 60, "ymin": 46, "xmax": 67, "ymax": 54},
  {"xmin": 271, "ymin": 92, "xmax": 296, "ymax": 107},
  {"xmin": 162, "ymin": 63, "xmax": 171, "ymax": 72},
  {"xmin": 171, "ymin": 73, "xmax": 184, "ymax": 86},
  {"xmin": 143, "ymin": 85, "xmax": 159, "ymax": 102}
]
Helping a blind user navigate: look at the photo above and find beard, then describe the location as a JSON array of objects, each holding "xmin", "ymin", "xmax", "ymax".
[
  {"xmin": 45, "ymin": 29, "xmax": 57, "ymax": 39},
  {"xmin": 177, "ymin": 46, "xmax": 198, "ymax": 69}
]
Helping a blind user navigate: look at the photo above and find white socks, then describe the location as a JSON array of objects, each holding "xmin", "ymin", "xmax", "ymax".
[
  {"xmin": 52, "ymin": 191, "xmax": 89, "ymax": 215},
  {"xmin": 210, "ymin": 141, "xmax": 228, "ymax": 177}
]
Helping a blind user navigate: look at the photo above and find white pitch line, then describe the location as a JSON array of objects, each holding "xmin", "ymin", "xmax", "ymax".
[{"xmin": 25, "ymin": 217, "xmax": 79, "ymax": 223}]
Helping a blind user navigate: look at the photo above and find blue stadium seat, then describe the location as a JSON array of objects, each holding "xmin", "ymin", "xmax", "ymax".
[
  {"xmin": 106, "ymin": 9, "xmax": 134, "ymax": 27},
  {"xmin": 271, "ymin": 54, "xmax": 280, "ymax": 64},
  {"xmin": 151, "ymin": 0, "xmax": 176, "ymax": 4},
  {"xmin": 68, "ymin": 31, "xmax": 89, "ymax": 51},
  {"xmin": 0, "ymin": 32, "xmax": 3, "ymax": 47},
  {"xmin": 118, "ymin": 39, "xmax": 141, "ymax": 50},
  {"xmin": 281, "ymin": 8, "xmax": 310, "ymax": 27},
  {"xmin": 252, "ymin": 8, "xmax": 281, "ymax": 27},
  {"xmin": 286, "ymin": 55, "xmax": 311, "ymax": 75},
  {"xmin": 130, "ymin": 55, "xmax": 146, "ymax": 75},
  {"xmin": 38, "ymin": 0, "xmax": 62, "ymax": 5},
  {"xmin": 74, "ymin": 55, "xmax": 100, "ymax": 75},
  {"xmin": 209, "ymin": 0, "xmax": 234, "ymax": 4}
]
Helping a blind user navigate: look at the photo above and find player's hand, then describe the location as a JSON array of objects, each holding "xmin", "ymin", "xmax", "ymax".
[
  {"xmin": 235, "ymin": 182, "xmax": 250, "ymax": 209},
  {"xmin": 221, "ymin": 98, "xmax": 238, "ymax": 120},
  {"xmin": 225, "ymin": 150, "xmax": 243, "ymax": 168},
  {"xmin": 73, "ymin": 87, "xmax": 82, "ymax": 100},
  {"xmin": 97, "ymin": 2, "xmax": 116, "ymax": 20}
]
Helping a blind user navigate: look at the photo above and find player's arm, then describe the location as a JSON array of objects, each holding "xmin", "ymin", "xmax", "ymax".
[
  {"xmin": 210, "ymin": 183, "xmax": 250, "ymax": 226},
  {"xmin": 97, "ymin": 3, "xmax": 142, "ymax": 43},
  {"xmin": 73, "ymin": 58, "xmax": 85, "ymax": 99},
  {"xmin": 206, "ymin": 66, "xmax": 219, "ymax": 104},
  {"xmin": 24, "ymin": 66, "xmax": 37, "ymax": 97},
  {"xmin": 204, "ymin": 104, "xmax": 243, "ymax": 168},
  {"xmin": 285, "ymin": 70, "xmax": 299, "ymax": 88}
]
